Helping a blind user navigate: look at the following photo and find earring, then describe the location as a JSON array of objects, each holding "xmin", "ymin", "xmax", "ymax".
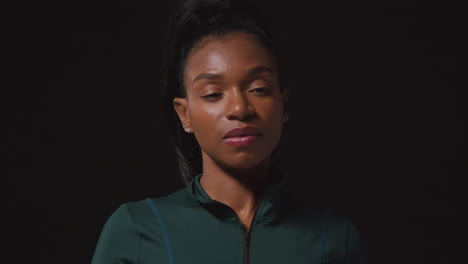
[
  {"xmin": 183, "ymin": 126, "xmax": 191, "ymax": 133},
  {"xmin": 283, "ymin": 112, "xmax": 289, "ymax": 123}
]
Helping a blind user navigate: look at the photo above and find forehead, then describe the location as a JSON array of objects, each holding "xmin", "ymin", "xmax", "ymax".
[{"xmin": 184, "ymin": 32, "xmax": 277, "ymax": 79}]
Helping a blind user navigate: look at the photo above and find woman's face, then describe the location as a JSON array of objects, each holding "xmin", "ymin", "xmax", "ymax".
[{"xmin": 174, "ymin": 32, "xmax": 288, "ymax": 170}]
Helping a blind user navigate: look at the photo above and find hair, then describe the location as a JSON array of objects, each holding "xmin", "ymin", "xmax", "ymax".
[{"xmin": 158, "ymin": 0, "xmax": 290, "ymax": 186}]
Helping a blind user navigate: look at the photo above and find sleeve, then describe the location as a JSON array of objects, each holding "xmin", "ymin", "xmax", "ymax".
[
  {"xmin": 91, "ymin": 204, "xmax": 141, "ymax": 264},
  {"xmin": 344, "ymin": 219, "xmax": 369, "ymax": 264}
]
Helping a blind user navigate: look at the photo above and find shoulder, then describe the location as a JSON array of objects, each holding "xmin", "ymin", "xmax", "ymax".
[
  {"xmin": 96, "ymin": 203, "xmax": 138, "ymax": 238},
  {"xmin": 91, "ymin": 203, "xmax": 140, "ymax": 264},
  {"xmin": 125, "ymin": 187, "xmax": 194, "ymax": 221},
  {"xmin": 108, "ymin": 187, "xmax": 192, "ymax": 232},
  {"xmin": 91, "ymin": 187, "xmax": 190, "ymax": 264},
  {"xmin": 285, "ymin": 201, "xmax": 368, "ymax": 263},
  {"xmin": 284, "ymin": 198, "xmax": 353, "ymax": 231},
  {"xmin": 293, "ymin": 202, "xmax": 364, "ymax": 239}
]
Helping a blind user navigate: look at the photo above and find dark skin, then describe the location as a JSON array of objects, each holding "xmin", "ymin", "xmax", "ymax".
[{"xmin": 173, "ymin": 32, "xmax": 288, "ymax": 232}]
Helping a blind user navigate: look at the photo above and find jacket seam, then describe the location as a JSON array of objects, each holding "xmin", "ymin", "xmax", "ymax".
[
  {"xmin": 344, "ymin": 217, "xmax": 350, "ymax": 263},
  {"xmin": 318, "ymin": 212, "xmax": 330, "ymax": 264},
  {"xmin": 146, "ymin": 198, "xmax": 175, "ymax": 264},
  {"xmin": 123, "ymin": 203, "xmax": 142, "ymax": 264}
]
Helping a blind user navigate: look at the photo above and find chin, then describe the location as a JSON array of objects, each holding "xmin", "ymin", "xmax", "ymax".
[{"xmin": 226, "ymin": 152, "xmax": 269, "ymax": 169}]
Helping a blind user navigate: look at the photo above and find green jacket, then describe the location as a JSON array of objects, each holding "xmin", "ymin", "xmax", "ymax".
[{"xmin": 92, "ymin": 173, "xmax": 368, "ymax": 264}]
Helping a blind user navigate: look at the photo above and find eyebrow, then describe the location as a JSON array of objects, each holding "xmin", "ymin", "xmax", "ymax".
[{"xmin": 192, "ymin": 65, "xmax": 275, "ymax": 85}]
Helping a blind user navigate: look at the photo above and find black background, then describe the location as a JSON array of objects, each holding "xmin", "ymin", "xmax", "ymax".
[{"xmin": 9, "ymin": 1, "xmax": 467, "ymax": 263}]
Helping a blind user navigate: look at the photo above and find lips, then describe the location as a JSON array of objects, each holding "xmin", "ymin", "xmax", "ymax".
[{"xmin": 223, "ymin": 126, "xmax": 262, "ymax": 139}]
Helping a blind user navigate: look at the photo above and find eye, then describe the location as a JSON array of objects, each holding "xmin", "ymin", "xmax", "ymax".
[
  {"xmin": 201, "ymin": 93, "xmax": 222, "ymax": 99},
  {"xmin": 251, "ymin": 87, "xmax": 270, "ymax": 94}
]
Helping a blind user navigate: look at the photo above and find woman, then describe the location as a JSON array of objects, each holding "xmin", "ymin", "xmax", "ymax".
[{"xmin": 91, "ymin": 0, "xmax": 369, "ymax": 263}]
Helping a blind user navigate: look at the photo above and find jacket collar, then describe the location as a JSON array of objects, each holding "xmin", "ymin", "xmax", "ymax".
[{"xmin": 187, "ymin": 173, "xmax": 288, "ymax": 224}]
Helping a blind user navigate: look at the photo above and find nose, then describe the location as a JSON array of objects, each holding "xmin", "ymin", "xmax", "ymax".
[{"xmin": 225, "ymin": 87, "xmax": 256, "ymax": 121}]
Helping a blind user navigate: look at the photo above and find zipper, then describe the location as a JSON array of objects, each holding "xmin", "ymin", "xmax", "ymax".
[
  {"xmin": 207, "ymin": 195, "xmax": 263, "ymax": 264},
  {"xmin": 243, "ymin": 230, "xmax": 250, "ymax": 264},
  {"xmin": 237, "ymin": 196, "xmax": 263, "ymax": 264}
]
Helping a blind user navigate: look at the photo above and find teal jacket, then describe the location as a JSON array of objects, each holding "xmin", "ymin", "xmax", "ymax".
[{"xmin": 92, "ymin": 173, "xmax": 368, "ymax": 264}]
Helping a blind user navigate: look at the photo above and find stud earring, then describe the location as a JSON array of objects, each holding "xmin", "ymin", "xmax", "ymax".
[
  {"xmin": 283, "ymin": 113, "xmax": 289, "ymax": 123},
  {"xmin": 183, "ymin": 126, "xmax": 191, "ymax": 133}
]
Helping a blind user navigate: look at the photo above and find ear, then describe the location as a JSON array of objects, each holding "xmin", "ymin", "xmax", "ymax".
[{"xmin": 173, "ymin": 97, "xmax": 190, "ymax": 128}]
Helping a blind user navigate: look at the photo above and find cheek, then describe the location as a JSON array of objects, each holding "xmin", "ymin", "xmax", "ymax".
[
  {"xmin": 262, "ymin": 99, "xmax": 284, "ymax": 122},
  {"xmin": 188, "ymin": 104, "xmax": 222, "ymax": 132}
]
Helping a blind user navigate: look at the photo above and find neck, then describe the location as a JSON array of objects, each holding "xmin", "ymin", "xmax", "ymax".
[{"xmin": 199, "ymin": 151, "xmax": 271, "ymax": 227}]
